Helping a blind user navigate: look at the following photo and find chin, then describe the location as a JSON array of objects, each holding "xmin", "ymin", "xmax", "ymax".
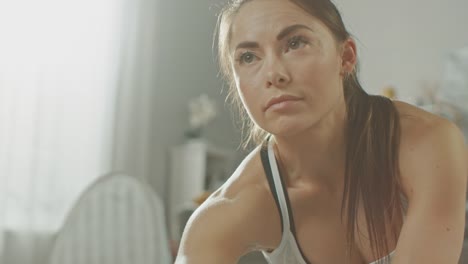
[{"xmin": 265, "ymin": 118, "xmax": 315, "ymax": 138}]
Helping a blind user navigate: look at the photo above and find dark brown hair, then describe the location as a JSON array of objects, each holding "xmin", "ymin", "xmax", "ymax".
[{"xmin": 216, "ymin": 0, "xmax": 404, "ymax": 262}]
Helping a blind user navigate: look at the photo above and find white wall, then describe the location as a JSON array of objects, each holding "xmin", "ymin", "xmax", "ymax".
[{"xmin": 334, "ymin": 0, "xmax": 468, "ymax": 101}]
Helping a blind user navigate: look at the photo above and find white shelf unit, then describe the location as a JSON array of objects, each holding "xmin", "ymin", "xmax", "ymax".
[{"xmin": 168, "ymin": 139, "xmax": 233, "ymax": 240}]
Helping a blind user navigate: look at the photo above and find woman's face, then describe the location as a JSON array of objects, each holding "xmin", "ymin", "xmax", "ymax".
[{"xmin": 229, "ymin": 0, "xmax": 353, "ymax": 136}]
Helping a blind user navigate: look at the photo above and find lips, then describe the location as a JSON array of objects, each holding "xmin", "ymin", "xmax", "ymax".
[{"xmin": 264, "ymin": 94, "xmax": 302, "ymax": 111}]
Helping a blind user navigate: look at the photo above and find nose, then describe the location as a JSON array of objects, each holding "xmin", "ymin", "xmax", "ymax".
[{"xmin": 265, "ymin": 56, "xmax": 291, "ymax": 88}]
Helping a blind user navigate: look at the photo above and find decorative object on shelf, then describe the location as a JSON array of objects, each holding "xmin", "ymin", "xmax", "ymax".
[
  {"xmin": 413, "ymin": 47, "xmax": 468, "ymax": 141},
  {"xmin": 440, "ymin": 46, "xmax": 468, "ymax": 108},
  {"xmin": 439, "ymin": 46, "xmax": 468, "ymax": 140},
  {"xmin": 415, "ymin": 80, "xmax": 463, "ymax": 125},
  {"xmin": 415, "ymin": 80, "xmax": 439, "ymax": 106},
  {"xmin": 420, "ymin": 102, "xmax": 462, "ymax": 124},
  {"xmin": 193, "ymin": 191, "xmax": 212, "ymax": 206},
  {"xmin": 381, "ymin": 85, "xmax": 397, "ymax": 99},
  {"xmin": 185, "ymin": 94, "xmax": 218, "ymax": 139}
]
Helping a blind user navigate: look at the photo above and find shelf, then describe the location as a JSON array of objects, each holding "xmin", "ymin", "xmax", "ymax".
[{"xmin": 168, "ymin": 139, "xmax": 234, "ymax": 240}]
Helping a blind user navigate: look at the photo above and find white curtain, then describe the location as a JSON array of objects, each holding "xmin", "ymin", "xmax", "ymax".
[
  {"xmin": 0, "ymin": 0, "xmax": 152, "ymax": 263},
  {"xmin": 111, "ymin": 0, "xmax": 160, "ymax": 184}
]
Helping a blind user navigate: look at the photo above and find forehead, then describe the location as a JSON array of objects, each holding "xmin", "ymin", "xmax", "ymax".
[{"xmin": 230, "ymin": 0, "xmax": 321, "ymax": 45}]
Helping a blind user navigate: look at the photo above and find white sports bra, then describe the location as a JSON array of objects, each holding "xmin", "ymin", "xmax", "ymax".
[{"xmin": 259, "ymin": 138, "xmax": 395, "ymax": 264}]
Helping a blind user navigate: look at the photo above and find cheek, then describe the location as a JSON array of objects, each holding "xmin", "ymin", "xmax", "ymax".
[
  {"xmin": 236, "ymin": 82, "xmax": 266, "ymax": 124},
  {"xmin": 237, "ymin": 82, "xmax": 257, "ymax": 113},
  {"xmin": 296, "ymin": 55, "xmax": 341, "ymax": 89},
  {"xmin": 234, "ymin": 72, "xmax": 262, "ymax": 108}
]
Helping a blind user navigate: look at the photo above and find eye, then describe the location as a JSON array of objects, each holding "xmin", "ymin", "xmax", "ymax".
[
  {"xmin": 237, "ymin": 51, "xmax": 257, "ymax": 65},
  {"xmin": 287, "ymin": 35, "xmax": 309, "ymax": 51}
]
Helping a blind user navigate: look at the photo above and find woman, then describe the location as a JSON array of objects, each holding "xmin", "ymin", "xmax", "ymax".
[{"xmin": 175, "ymin": 0, "xmax": 468, "ymax": 263}]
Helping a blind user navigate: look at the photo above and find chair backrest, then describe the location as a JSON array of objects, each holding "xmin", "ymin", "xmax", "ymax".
[{"xmin": 48, "ymin": 172, "xmax": 171, "ymax": 264}]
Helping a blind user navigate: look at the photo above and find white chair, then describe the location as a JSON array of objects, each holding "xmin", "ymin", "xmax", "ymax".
[{"xmin": 47, "ymin": 172, "xmax": 171, "ymax": 264}]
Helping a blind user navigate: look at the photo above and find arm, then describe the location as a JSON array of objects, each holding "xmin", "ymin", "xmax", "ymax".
[
  {"xmin": 392, "ymin": 120, "xmax": 467, "ymax": 263},
  {"xmin": 174, "ymin": 199, "xmax": 243, "ymax": 264},
  {"xmin": 174, "ymin": 185, "xmax": 266, "ymax": 264}
]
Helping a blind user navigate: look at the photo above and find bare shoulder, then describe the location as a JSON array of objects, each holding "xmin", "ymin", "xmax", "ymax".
[
  {"xmin": 394, "ymin": 100, "xmax": 462, "ymax": 147},
  {"xmin": 393, "ymin": 100, "xmax": 467, "ymax": 200},
  {"xmin": 176, "ymin": 145, "xmax": 280, "ymax": 263}
]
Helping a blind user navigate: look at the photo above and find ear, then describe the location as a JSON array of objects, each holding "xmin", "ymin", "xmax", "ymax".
[{"xmin": 339, "ymin": 38, "xmax": 357, "ymax": 75}]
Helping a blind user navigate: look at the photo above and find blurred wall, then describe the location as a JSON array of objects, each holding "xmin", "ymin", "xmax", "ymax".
[{"xmin": 334, "ymin": 0, "xmax": 468, "ymax": 101}]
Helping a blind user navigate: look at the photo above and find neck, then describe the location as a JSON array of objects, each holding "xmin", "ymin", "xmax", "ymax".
[{"xmin": 272, "ymin": 103, "xmax": 347, "ymax": 191}]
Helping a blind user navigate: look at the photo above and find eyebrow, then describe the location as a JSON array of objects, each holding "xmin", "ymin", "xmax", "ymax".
[
  {"xmin": 233, "ymin": 24, "xmax": 314, "ymax": 52},
  {"xmin": 277, "ymin": 24, "xmax": 313, "ymax": 41}
]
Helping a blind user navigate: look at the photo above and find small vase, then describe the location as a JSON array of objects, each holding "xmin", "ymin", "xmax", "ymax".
[{"xmin": 184, "ymin": 127, "xmax": 202, "ymax": 139}]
